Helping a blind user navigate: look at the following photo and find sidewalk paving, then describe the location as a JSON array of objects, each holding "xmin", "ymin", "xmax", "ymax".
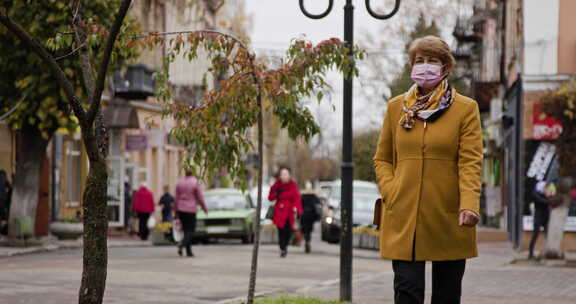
[
  {"xmin": 295, "ymin": 242, "xmax": 576, "ymax": 304},
  {"xmin": 1, "ymin": 236, "xmax": 576, "ymax": 303},
  {"xmin": 0, "ymin": 235, "xmax": 152, "ymax": 258}
]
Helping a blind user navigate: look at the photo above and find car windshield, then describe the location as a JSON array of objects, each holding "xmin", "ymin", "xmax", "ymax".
[
  {"xmin": 329, "ymin": 186, "xmax": 378, "ymax": 201},
  {"xmin": 328, "ymin": 186, "xmax": 378, "ymax": 212},
  {"xmin": 204, "ymin": 193, "xmax": 248, "ymax": 210}
]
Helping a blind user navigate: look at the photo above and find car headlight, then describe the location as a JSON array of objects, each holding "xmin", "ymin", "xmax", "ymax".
[
  {"xmin": 231, "ymin": 218, "xmax": 244, "ymax": 225},
  {"xmin": 326, "ymin": 217, "xmax": 334, "ymax": 224}
]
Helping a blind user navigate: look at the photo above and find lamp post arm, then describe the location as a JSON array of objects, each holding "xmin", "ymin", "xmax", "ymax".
[
  {"xmin": 365, "ymin": 0, "xmax": 401, "ymax": 20},
  {"xmin": 299, "ymin": 0, "xmax": 334, "ymax": 19}
]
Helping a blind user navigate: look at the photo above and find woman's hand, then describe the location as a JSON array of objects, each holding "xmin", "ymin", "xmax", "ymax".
[{"xmin": 459, "ymin": 210, "xmax": 479, "ymax": 227}]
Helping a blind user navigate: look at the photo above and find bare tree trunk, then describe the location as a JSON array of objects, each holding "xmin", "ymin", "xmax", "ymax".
[
  {"xmin": 8, "ymin": 123, "xmax": 50, "ymax": 239},
  {"xmin": 78, "ymin": 154, "xmax": 109, "ymax": 304},
  {"xmin": 247, "ymin": 91, "xmax": 264, "ymax": 304},
  {"xmin": 544, "ymin": 176, "xmax": 574, "ymax": 259}
]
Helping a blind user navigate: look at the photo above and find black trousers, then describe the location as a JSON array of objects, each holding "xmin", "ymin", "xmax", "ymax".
[
  {"xmin": 529, "ymin": 222, "xmax": 548, "ymax": 258},
  {"xmin": 178, "ymin": 211, "xmax": 197, "ymax": 256},
  {"xmin": 277, "ymin": 219, "xmax": 292, "ymax": 252},
  {"xmin": 301, "ymin": 219, "xmax": 314, "ymax": 243},
  {"xmin": 137, "ymin": 213, "xmax": 151, "ymax": 241},
  {"xmin": 392, "ymin": 259, "xmax": 466, "ymax": 304}
]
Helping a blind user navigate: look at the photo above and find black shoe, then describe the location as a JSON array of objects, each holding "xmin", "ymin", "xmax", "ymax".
[
  {"xmin": 177, "ymin": 248, "xmax": 183, "ymax": 257},
  {"xmin": 305, "ymin": 243, "xmax": 311, "ymax": 254},
  {"xmin": 280, "ymin": 250, "xmax": 287, "ymax": 258},
  {"xmin": 186, "ymin": 252, "xmax": 194, "ymax": 258}
]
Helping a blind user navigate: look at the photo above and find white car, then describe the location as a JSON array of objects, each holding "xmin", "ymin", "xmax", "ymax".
[{"xmin": 249, "ymin": 185, "xmax": 274, "ymax": 225}]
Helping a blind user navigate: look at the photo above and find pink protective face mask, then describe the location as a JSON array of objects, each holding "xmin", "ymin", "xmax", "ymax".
[{"xmin": 410, "ymin": 63, "xmax": 445, "ymax": 89}]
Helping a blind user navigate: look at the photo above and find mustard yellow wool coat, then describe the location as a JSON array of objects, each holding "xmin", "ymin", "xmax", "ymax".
[{"xmin": 373, "ymin": 92, "xmax": 483, "ymax": 261}]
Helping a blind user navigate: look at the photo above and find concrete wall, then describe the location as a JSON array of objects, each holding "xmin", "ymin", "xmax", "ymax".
[{"xmin": 523, "ymin": 0, "xmax": 559, "ymax": 75}]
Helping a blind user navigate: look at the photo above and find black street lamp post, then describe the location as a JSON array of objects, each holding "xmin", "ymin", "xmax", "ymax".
[{"xmin": 298, "ymin": 0, "xmax": 401, "ymax": 301}]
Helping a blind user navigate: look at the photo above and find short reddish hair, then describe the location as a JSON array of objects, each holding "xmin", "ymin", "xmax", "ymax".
[{"xmin": 408, "ymin": 35, "xmax": 455, "ymax": 74}]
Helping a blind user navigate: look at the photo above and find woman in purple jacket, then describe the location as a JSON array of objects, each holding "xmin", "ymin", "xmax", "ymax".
[{"xmin": 175, "ymin": 170, "xmax": 209, "ymax": 257}]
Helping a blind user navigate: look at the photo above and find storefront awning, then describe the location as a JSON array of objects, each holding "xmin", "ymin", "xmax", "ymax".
[{"xmin": 103, "ymin": 106, "xmax": 140, "ymax": 129}]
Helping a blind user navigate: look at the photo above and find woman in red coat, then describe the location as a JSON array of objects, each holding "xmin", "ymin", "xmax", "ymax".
[
  {"xmin": 268, "ymin": 167, "xmax": 302, "ymax": 257},
  {"xmin": 132, "ymin": 183, "xmax": 155, "ymax": 241}
]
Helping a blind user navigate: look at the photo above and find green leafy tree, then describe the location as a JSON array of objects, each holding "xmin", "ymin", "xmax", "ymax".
[
  {"xmin": 353, "ymin": 130, "xmax": 380, "ymax": 182},
  {"xmin": 138, "ymin": 31, "xmax": 363, "ymax": 304},
  {"xmin": 0, "ymin": 0, "xmax": 138, "ymax": 242},
  {"xmin": 1, "ymin": 1, "xmax": 138, "ymax": 303}
]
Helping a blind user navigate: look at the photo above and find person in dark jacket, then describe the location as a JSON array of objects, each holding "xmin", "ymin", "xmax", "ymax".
[
  {"xmin": 124, "ymin": 182, "xmax": 133, "ymax": 231},
  {"xmin": 159, "ymin": 185, "xmax": 175, "ymax": 222},
  {"xmin": 268, "ymin": 167, "xmax": 302, "ymax": 258},
  {"xmin": 529, "ymin": 181, "xmax": 550, "ymax": 260},
  {"xmin": 300, "ymin": 181, "xmax": 320, "ymax": 254},
  {"xmin": 0, "ymin": 170, "xmax": 12, "ymax": 236}
]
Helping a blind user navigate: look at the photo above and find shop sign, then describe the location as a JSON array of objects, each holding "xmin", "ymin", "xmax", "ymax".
[
  {"xmin": 125, "ymin": 134, "xmax": 148, "ymax": 151},
  {"xmin": 533, "ymin": 102, "xmax": 563, "ymax": 140},
  {"xmin": 527, "ymin": 142, "xmax": 556, "ymax": 181}
]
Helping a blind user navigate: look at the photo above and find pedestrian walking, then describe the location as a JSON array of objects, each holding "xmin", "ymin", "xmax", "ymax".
[
  {"xmin": 175, "ymin": 170, "xmax": 208, "ymax": 257},
  {"xmin": 158, "ymin": 185, "xmax": 175, "ymax": 222},
  {"xmin": 0, "ymin": 170, "xmax": 12, "ymax": 236},
  {"xmin": 133, "ymin": 182, "xmax": 155, "ymax": 241},
  {"xmin": 124, "ymin": 181, "xmax": 133, "ymax": 231},
  {"xmin": 373, "ymin": 36, "xmax": 483, "ymax": 304},
  {"xmin": 528, "ymin": 181, "xmax": 550, "ymax": 260},
  {"xmin": 268, "ymin": 167, "xmax": 302, "ymax": 258},
  {"xmin": 300, "ymin": 181, "xmax": 320, "ymax": 254}
]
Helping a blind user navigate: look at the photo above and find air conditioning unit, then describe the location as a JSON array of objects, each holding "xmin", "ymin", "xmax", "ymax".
[{"xmin": 113, "ymin": 63, "xmax": 156, "ymax": 100}]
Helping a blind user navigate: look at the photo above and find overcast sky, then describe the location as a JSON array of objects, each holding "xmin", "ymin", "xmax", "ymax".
[{"xmin": 243, "ymin": 0, "xmax": 467, "ymax": 148}]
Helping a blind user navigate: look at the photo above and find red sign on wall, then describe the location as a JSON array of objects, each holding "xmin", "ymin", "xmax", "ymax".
[{"xmin": 532, "ymin": 102, "xmax": 563, "ymax": 140}]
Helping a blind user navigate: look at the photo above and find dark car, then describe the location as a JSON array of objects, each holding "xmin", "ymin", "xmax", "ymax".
[{"xmin": 321, "ymin": 181, "xmax": 379, "ymax": 243}]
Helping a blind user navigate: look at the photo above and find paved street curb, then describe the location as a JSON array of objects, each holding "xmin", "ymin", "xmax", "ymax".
[
  {"xmin": 0, "ymin": 238, "xmax": 153, "ymax": 258},
  {"xmin": 0, "ymin": 244, "xmax": 60, "ymax": 258},
  {"xmin": 215, "ymin": 289, "xmax": 284, "ymax": 304}
]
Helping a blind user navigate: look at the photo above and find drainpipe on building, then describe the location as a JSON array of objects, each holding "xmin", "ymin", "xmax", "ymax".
[{"xmin": 51, "ymin": 134, "xmax": 63, "ymax": 222}]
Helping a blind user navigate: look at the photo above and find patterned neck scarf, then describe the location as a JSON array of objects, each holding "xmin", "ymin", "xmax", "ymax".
[{"xmin": 399, "ymin": 80, "xmax": 455, "ymax": 130}]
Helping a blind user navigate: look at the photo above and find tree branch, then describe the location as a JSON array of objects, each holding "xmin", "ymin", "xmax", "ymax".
[
  {"xmin": 71, "ymin": 0, "xmax": 95, "ymax": 98},
  {"xmin": 0, "ymin": 9, "xmax": 86, "ymax": 123},
  {"xmin": 53, "ymin": 37, "xmax": 88, "ymax": 61},
  {"xmin": 86, "ymin": 0, "xmax": 132, "ymax": 125},
  {"xmin": 136, "ymin": 29, "xmax": 251, "ymax": 55}
]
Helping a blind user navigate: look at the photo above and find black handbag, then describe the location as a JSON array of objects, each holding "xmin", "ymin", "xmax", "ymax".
[
  {"xmin": 373, "ymin": 198, "xmax": 383, "ymax": 230},
  {"xmin": 265, "ymin": 204, "xmax": 275, "ymax": 220}
]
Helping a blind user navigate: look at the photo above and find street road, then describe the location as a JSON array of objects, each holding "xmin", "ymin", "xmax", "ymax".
[{"xmin": 0, "ymin": 234, "xmax": 575, "ymax": 303}]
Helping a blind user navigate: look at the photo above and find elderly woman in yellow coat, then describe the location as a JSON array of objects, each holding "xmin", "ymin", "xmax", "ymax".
[{"xmin": 373, "ymin": 35, "xmax": 483, "ymax": 304}]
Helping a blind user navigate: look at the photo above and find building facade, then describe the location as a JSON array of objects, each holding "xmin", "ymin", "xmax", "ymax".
[
  {"xmin": 1, "ymin": 0, "xmax": 250, "ymax": 235},
  {"xmin": 458, "ymin": 0, "xmax": 576, "ymax": 249}
]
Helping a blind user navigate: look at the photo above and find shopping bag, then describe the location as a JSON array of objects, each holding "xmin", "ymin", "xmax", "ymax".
[
  {"xmin": 147, "ymin": 215, "xmax": 156, "ymax": 230},
  {"xmin": 172, "ymin": 219, "xmax": 183, "ymax": 243}
]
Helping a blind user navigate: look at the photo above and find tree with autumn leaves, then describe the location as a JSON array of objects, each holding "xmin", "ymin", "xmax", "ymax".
[
  {"xmin": 1, "ymin": 2, "xmax": 363, "ymax": 304},
  {"xmin": 141, "ymin": 30, "xmax": 362, "ymax": 304}
]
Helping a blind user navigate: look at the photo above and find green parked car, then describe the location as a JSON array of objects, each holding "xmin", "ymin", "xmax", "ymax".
[{"xmin": 194, "ymin": 188, "xmax": 256, "ymax": 244}]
